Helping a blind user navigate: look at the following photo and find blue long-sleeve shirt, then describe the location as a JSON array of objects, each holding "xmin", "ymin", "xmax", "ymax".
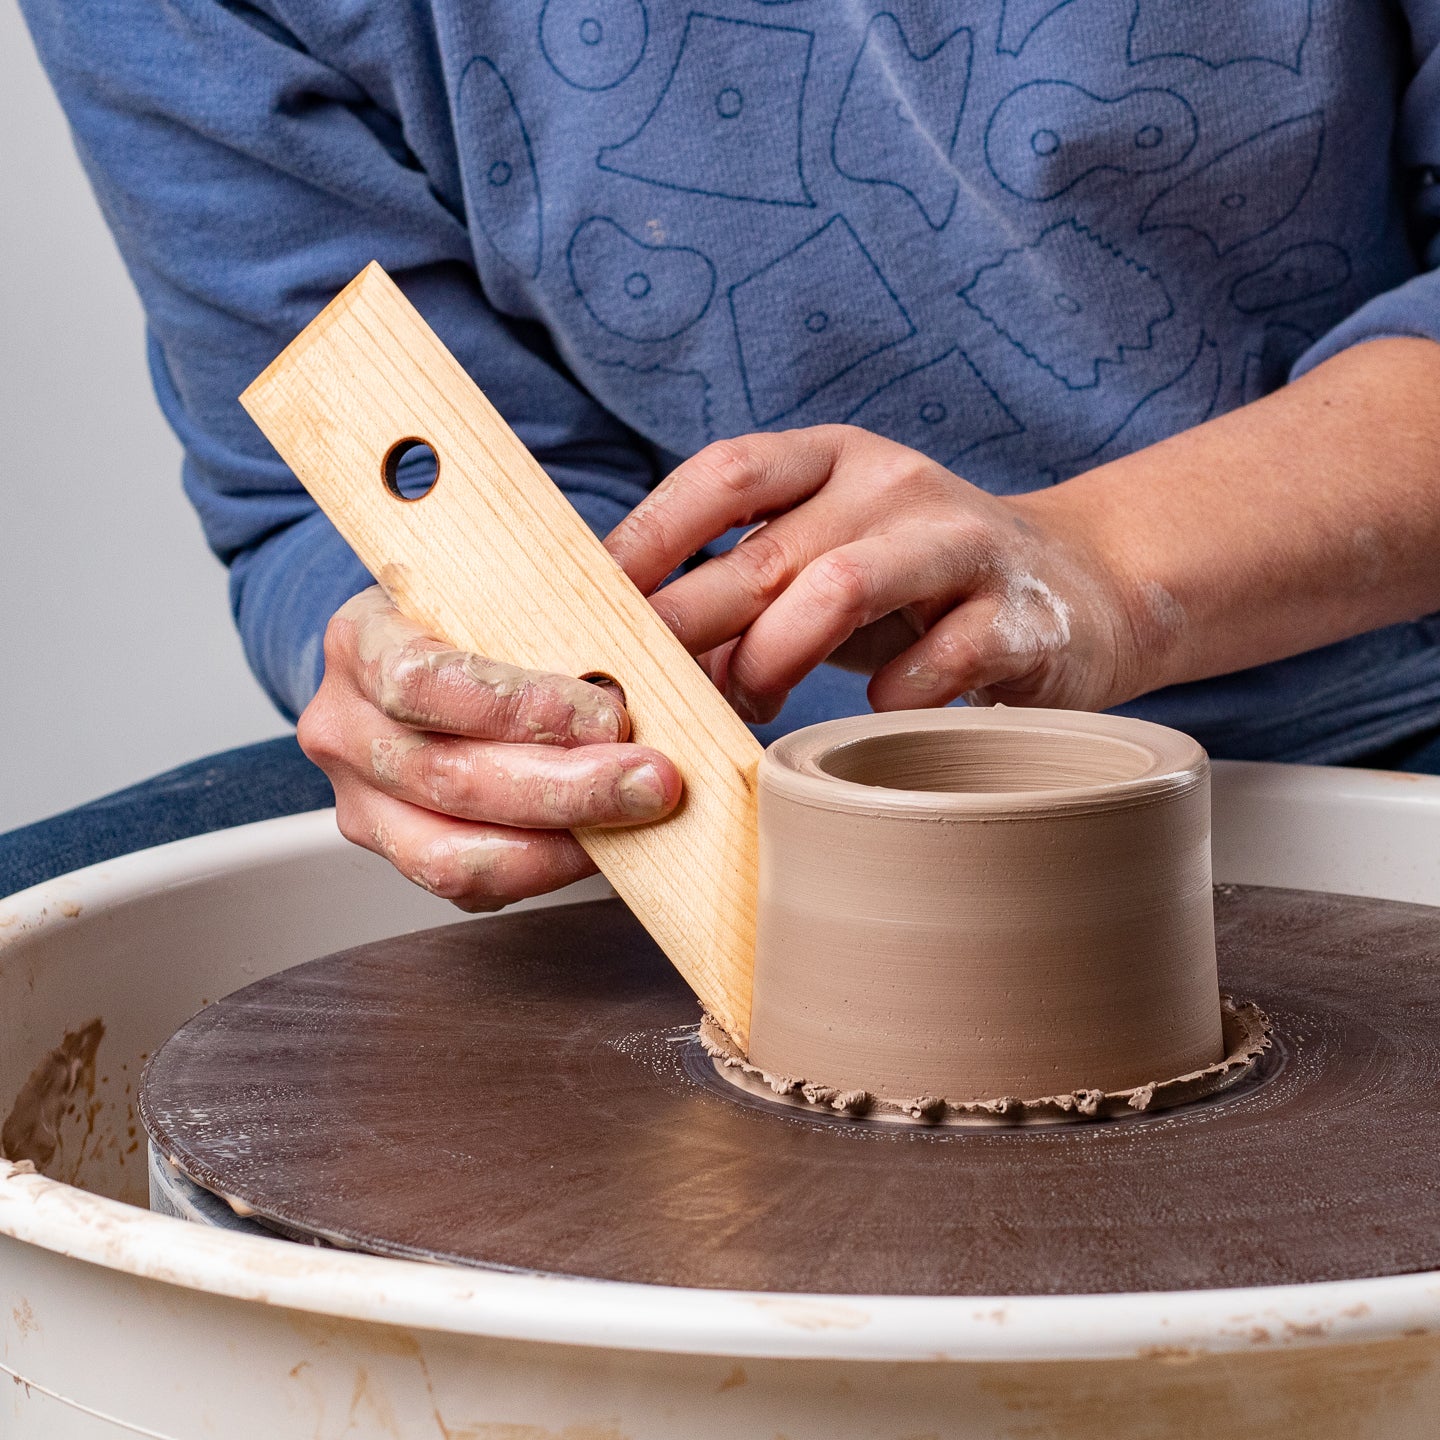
[{"xmin": 21, "ymin": 0, "xmax": 1440, "ymax": 760}]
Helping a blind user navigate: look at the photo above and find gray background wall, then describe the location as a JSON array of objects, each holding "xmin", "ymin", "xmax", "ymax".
[{"xmin": 1, "ymin": 3, "xmax": 286, "ymax": 834}]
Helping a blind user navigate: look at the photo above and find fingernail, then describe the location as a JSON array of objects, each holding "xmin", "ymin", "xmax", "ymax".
[
  {"xmin": 570, "ymin": 700, "xmax": 624, "ymax": 745},
  {"xmin": 727, "ymin": 683, "xmax": 760, "ymax": 723},
  {"xmin": 617, "ymin": 762, "xmax": 668, "ymax": 818}
]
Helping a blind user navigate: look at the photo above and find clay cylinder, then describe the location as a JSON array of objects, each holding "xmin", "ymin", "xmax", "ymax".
[{"xmin": 748, "ymin": 708, "xmax": 1222, "ymax": 1103}]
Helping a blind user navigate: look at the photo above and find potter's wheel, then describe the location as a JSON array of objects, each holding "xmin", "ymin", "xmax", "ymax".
[{"xmin": 139, "ymin": 887, "xmax": 1440, "ymax": 1295}]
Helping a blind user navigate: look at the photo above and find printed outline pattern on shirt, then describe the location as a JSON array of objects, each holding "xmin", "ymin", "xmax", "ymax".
[
  {"xmin": 1126, "ymin": 0, "xmax": 1312, "ymax": 74},
  {"xmin": 846, "ymin": 347, "xmax": 1025, "ymax": 468},
  {"xmin": 456, "ymin": 55, "xmax": 544, "ymax": 278},
  {"xmin": 1042, "ymin": 328, "xmax": 1222, "ymax": 482},
  {"xmin": 959, "ymin": 219, "xmax": 1175, "ymax": 391},
  {"xmin": 539, "ymin": 0, "xmax": 650, "ymax": 91},
  {"xmin": 567, "ymin": 215, "xmax": 718, "ymax": 341},
  {"xmin": 596, "ymin": 11, "xmax": 817, "ymax": 207},
  {"xmin": 729, "ymin": 214, "xmax": 916, "ymax": 425},
  {"xmin": 1138, "ymin": 111, "xmax": 1325, "ymax": 256},
  {"xmin": 592, "ymin": 357, "xmax": 717, "ymax": 451},
  {"xmin": 831, "ymin": 13, "xmax": 974, "ymax": 231},
  {"xmin": 997, "ymin": 0, "xmax": 1080, "ymax": 56},
  {"xmin": 1229, "ymin": 241, "xmax": 1352, "ymax": 315},
  {"xmin": 984, "ymin": 80, "xmax": 1198, "ymax": 202},
  {"xmin": 1239, "ymin": 321, "xmax": 1314, "ymax": 405}
]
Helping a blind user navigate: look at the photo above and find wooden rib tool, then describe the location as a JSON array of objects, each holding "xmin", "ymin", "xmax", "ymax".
[{"xmin": 241, "ymin": 263, "xmax": 762, "ymax": 1049}]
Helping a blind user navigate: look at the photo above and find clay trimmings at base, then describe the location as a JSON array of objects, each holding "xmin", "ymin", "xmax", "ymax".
[{"xmin": 700, "ymin": 996, "xmax": 1270, "ymax": 1125}]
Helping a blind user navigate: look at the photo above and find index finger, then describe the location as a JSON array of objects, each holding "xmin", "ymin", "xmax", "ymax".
[
  {"xmin": 336, "ymin": 588, "xmax": 629, "ymax": 745},
  {"xmin": 604, "ymin": 427, "xmax": 851, "ymax": 595}
]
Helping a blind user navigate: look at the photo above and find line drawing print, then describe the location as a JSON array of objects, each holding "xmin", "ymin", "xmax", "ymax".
[
  {"xmin": 1139, "ymin": 112, "xmax": 1325, "ymax": 257},
  {"xmin": 1127, "ymin": 0, "xmax": 1312, "ymax": 73},
  {"xmin": 1043, "ymin": 329, "xmax": 1220, "ymax": 481},
  {"xmin": 456, "ymin": 56, "xmax": 544, "ymax": 277},
  {"xmin": 1229, "ymin": 241, "xmax": 1351, "ymax": 314},
  {"xmin": 846, "ymin": 348, "xmax": 1023, "ymax": 467},
  {"xmin": 598, "ymin": 12, "xmax": 815, "ymax": 206},
  {"xmin": 591, "ymin": 358, "xmax": 716, "ymax": 452},
  {"xmin": 539, "ymin": 0, "xmax": 649, "ymax": 91},
  {"xmin": 997, "ymin": 0, "xmax": 1081, "ymax": 56},
  {"xmin": 831, "ymin": 13, "xmax": 973, "ymax": 230},
  {"xmin": 985, "ymin": 81, "xmax": 1196, "ymax": 202},
  {"xmin": 567, "ymin": 217, "xmax": 717, "ymax": 341},
  {"xmin": 959, "ymin": 219, "xmax": 1174, "ymax": 390},
  {"xmin": 729, "ymin": 215, "xmax": 915, "ymax": 424}
]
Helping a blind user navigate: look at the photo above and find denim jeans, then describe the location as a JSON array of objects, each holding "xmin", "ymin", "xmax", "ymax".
[
  {"xmin": 0, "ymin": 738, "xmax": 333, "ymax": 897},
  {"xmin": 3, "ymin": 726, "xmax": 1440, "ymax": 899}
]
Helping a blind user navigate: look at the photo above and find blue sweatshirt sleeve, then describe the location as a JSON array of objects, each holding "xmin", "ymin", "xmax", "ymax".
[
  {"xmin": 20, "ymin": 0, "xmax": 659, "ymax": 720},
  {"xmin": 1294, "ymin": 3, "xmax": 1440, "ymax": 375}
]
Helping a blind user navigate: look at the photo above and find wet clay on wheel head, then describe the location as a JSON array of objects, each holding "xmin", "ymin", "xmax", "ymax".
[{"xmin": 737, "ymin": 708, "xmax": 1226, "ymax": 1114}]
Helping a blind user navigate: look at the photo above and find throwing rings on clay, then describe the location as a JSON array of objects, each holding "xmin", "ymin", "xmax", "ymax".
[{"xmin": 724, "ymin": 708, "xmax": 1250, "ymax": 1120}]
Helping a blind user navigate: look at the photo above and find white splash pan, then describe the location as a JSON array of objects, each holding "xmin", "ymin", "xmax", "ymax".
[{"xmin": 4, "ymin": 759, "xmax": 1440, "ymax": 1438}]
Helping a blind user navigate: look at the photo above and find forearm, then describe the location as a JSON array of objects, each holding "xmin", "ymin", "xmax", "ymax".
[{"xmin": 1030, "ymin": 338, "xmax": 1440, "ymax": 702}]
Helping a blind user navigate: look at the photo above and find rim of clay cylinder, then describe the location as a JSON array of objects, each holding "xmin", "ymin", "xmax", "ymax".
[{"xmin": 762, "ymin": 706, "xmax": 1208, "ymax": 819}]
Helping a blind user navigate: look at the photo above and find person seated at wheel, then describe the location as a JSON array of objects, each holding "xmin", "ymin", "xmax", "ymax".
[{"xmin": 23, "ymin": 0, "xmax": 1440, "ymax": 909}]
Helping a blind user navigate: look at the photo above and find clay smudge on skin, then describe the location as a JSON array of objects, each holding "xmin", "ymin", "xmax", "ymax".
[
  {"xmin": 1137, "ymin": 578, "xmax": 1187, "ymax": 639},
  {"xmin": 1, "ymin": 1019, "xmax": 105, "ymax": 1170},
  {"xmin": 991, "ymin": 569, "xmax": 1072, "ymax": 659},
  {"xmin": 899, "ymin": 660, "xmax": 942, "ymax": 693},
  {"xmin": 370, "ymin": 816, "xmax": 502, "ymax": 905},
  {"xmin": 347, "ymin": 586, "xmax": 622, "ymax": 743},
  {"xmin": 898, "ymin": 567, "xmax": 1077, "ymax": 701},
  {"xmin": 462, "ymin": 751, "xmax": 669, "ymax": 825},
  {"xmin": 380, "ymin": 647, "xmax": 621, "ymax": 743},
  {"xmin": 1348, "ymin": 526, "xmax": 1387, "ymax": 592},
  {"xmin": 700, "ymin": 997, "xmax": 1271, "ymax": 1125},
  {"xmin": 370, "ymin": 818, "xmax": 402, "ymax": 866},
  {"xmin": 370, "ymin": 732, "xmax": 427, "ymax": 786}
]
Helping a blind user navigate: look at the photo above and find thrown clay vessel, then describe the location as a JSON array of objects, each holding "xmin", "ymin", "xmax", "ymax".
[{"xmin": 743, "ymin": 708, "xmax": 1224, "ymax": 1108}]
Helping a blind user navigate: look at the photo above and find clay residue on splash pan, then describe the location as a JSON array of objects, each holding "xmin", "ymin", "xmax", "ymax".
[
  {"xmin": 699, "ymin": 996, "xmax": 1270, "ymax": 1125},
  {"xmin": 1, "ymin": 1018, "xmax": 105, "ymax": 1169}
]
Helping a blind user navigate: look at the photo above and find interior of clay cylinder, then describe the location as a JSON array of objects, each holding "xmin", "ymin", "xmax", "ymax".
[
  {"xmin": 817, "ymin": 726, "xmax": 1155, "ymax": 793},
  {"xmin": 746, "ymin": 708, "xmax": 1224, "ymax": 1111}
]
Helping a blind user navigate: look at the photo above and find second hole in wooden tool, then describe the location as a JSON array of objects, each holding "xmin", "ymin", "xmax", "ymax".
[
  {"xmin": 382, "ymin": 438, "xmax": 440, "ymax": 500},
  {"xmin": 580, "ymin": 672, "xmax": 627, "ymax": 708}
]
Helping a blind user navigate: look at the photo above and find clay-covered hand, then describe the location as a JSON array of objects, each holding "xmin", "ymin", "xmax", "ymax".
[
  {"xmin": 297, "ymin": 587, "xmax": 683, "ymax": 911},
  {"xmin": 605, "ymin": 426, "xmax": 1138, "ymax": 724}
]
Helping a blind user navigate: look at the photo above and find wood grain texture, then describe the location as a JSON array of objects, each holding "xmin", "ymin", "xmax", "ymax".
[{"xmin": 240, "ymin": 263, "xmax": 760, "ymax": 1046}]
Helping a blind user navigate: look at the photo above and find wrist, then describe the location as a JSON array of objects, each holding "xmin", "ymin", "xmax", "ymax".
[{"xmin": 1003, "ymin": 479, "xmax": 1185, "ymax": 708}]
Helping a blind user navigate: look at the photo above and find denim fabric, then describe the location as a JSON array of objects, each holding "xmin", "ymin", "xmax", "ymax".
[
  {"xmin": 1345, "ymin": 721, "xmax": 1440, "ymax": 774},
  {"xmin": 0, "ymin": 739, "xmax": 332, "ymax": 898}
]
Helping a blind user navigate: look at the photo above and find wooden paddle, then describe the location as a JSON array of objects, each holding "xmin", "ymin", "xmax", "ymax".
[{"xmin": 241, "ymin": 263, "xmax": 760, "ymax": 1049}]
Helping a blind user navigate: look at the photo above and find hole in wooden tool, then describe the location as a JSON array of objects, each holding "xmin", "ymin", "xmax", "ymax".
[
  {"xmin": 382, "ymin": 438, "xmax": 440, "ymax": 500},
  {"xmin": 818, "ymin": 727, "xmax": 1153, "ymax": 795},
  {"xmin": 580, "ymin": 672, "xmax": 627, "ymax": 707}
]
